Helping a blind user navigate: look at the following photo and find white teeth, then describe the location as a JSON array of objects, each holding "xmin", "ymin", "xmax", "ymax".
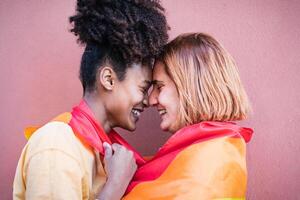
[
  {"xmin": 132, "ymin": 109, "xmax": 141, "ymax": 117},
  {"xmin": 159, "ymin": 110, "xmax": 167, "ymax": 116}
]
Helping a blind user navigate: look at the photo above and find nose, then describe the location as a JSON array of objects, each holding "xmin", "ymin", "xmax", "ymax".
[
  {"xmin": 142, "ymin": 94, "xmax": 149, "ymax": 108},
  {"xmin": 149, "ymin": 88, "xmax": 158, "ymax": 107}
]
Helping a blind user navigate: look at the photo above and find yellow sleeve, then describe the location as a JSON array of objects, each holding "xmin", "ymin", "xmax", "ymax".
[
  {"xmin": 14, "ymin": 121, "xmax": 89, "ymax": 200},
  {"xmin": 24, "ymin": 149, "xmax": 84, "ymax": 200}
]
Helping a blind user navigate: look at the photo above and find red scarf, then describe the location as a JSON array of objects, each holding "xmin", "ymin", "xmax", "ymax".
[{"xmin": 69, "ymin": 100, "xmax": 146, "ymax": 166}]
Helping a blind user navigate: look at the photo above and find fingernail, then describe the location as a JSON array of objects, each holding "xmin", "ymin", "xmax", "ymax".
[{"xmin": 103, "ymin": 142, "xmax": 110, "ymax": 146}]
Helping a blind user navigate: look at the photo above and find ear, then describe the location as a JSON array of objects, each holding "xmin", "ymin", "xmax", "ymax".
[{"xmin": 99, "ymin": 67, "xmax": 116, "ymax": 91}]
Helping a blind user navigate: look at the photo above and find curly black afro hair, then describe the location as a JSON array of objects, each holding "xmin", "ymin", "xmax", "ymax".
[{"xmin": 69, "ymin": 0, "xmax": 169, "ymax": 92}]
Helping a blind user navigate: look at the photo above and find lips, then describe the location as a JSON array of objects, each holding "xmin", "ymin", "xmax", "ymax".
[
  {"xmin": 131, "ymin": 108, "xmax": 144, "ymax": 121},
  {"xmin": 158, "ymin": 109, "xmax": 167, "ymax": 116}
]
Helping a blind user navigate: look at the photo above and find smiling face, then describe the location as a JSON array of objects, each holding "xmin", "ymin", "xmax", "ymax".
[
  {"xmin": 149, "ymin": 61, "xmax": 181, "ymax": 133},
  {"xmin": 108, "ymin": 63, "xmax": 152, "ymax": 131}
]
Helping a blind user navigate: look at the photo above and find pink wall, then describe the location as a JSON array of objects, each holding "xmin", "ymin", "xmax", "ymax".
[{"xmin": 1, "ymin": 0, "xmax": 299, "ymax": 199}]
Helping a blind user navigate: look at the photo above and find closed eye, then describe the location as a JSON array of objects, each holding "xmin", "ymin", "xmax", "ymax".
[
  {"xmin": 142, "ymin": 88, "xmax": 147, "ymax": 95},
  {"xmin": 140, "ymin": 87, "xmax": 149, "ymax": 95},
  {"xmin": 157, "ymin": 84, "xmax": 163, "ymax": 91},
  {"xmin": 152, "ymin": 80, "xmax": 164, "ymax": 92}
]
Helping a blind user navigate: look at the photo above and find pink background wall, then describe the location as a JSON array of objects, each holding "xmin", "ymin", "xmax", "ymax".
[{"xmin": 1, "ymin": 0, "xmax": 299, "ymax": 199}]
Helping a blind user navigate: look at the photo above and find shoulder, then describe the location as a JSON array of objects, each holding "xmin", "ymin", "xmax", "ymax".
[
  {"xmin": 165, "ymin": 136, "xmax": 247, "ymax": 182},
  {"xmin": 166, "ymin": 136, "xmax": 248, "ymax": 195},
  {"xmin": 25, "ymin": 121, "xmax": 84, "ymax": 160},
  {"xmin": 29, "ymin": 121, "xmax": 74, "ymax": 144}
]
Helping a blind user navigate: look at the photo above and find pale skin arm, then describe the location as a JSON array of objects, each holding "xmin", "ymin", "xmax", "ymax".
[{"xmin": 97, "ymin": 142, "xmax": 137, "ymax": 200}]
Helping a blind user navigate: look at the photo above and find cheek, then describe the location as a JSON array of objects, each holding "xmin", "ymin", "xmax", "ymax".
[
  {"xmin": 112, "ymin": 88, "xmax": 131, "ymax": 113},
  {"xmin": 128, "ymin": 89, "xmax": 144, "ymax": 106},
  {"xmin": 168, "ymin": 95, "xmax": 180, "ymax": 116},
  {"xmin": 158, "ymin": 88, "xmax": 180, "ymax": 113},
  {"xmin": 117, "ymin": 84, "xmax": 139, "ymax": 108},
  {"xmin": 111, "ymin": 92, "xmax": 128, "ymax": 113},
  {"xmin": 124, "ymin": 81, "xmax": 144, "ymax": 105},
  {"xmin": 157, "ymin": 90, "xmax": 168, "ymax": 107}
]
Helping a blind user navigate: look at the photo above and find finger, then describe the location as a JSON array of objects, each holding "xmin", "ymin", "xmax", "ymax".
[
  {"xmin": 128, "ymin": 150, "xmax": 134, "ymax": 157},
  {"xmin": 103, "ymin": 142, "xmax": 112, "ymax": 158},
  {"xmin": 111, "ymin": 143, "xmax": 122, "ymax": 152}
]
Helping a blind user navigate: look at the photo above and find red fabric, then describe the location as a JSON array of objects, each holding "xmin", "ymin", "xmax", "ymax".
[
  {"xmin": 68, "ymin": 100, "xmax": 253, "ymax": 193},
  {"xmin": 126, "ymin": 121, "xmax": 253, "ymax": 193},
  {"xmin": 69, "ymin": 100, "xmax": 145, "ymax": 166}
]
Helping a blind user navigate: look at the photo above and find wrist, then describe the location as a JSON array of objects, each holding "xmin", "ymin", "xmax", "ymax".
[
  {"xmin": 106, "ymin": 177, "xmax": 128, "ymax": 191},
  {"xmin": 97, "ymin": 178, "xmax": 127, "ymax": 200}
]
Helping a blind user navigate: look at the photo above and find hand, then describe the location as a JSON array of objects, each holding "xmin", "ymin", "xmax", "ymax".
[{"xmin": 103, "ymin": 142, "xmax": 137, "ymax": 192}]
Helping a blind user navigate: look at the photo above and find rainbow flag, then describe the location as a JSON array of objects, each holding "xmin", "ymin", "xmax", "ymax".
[
  {"xmin": 123, "ymin": 121, "xmax": 253, "ymax": 200},
  {"xmin": 24, "ymin": 100, "xmax": 253, "ymax": 199}
]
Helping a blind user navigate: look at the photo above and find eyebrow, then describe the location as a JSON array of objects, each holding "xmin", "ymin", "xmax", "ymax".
[
  {"xmin": 152, "ymin": 80, "xmax": 164, "ymax": 85},
  {"xmin": 144, "ymin": 80, "xmax": 152, "ymax": 85},
  {"xmin": 143, "ymin": 80, "xmax": 152, "ymax": 87}
]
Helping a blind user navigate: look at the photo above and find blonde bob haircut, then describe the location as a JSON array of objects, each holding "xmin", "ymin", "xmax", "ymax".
[{"xmin": 158, "ymin": 33, "xmax": 250, "ymax": 126}]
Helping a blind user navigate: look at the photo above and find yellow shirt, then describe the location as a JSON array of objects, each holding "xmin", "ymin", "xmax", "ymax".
[{"xmin": 13, "ymin": 121, "xmax": 107, "ymax": 200}]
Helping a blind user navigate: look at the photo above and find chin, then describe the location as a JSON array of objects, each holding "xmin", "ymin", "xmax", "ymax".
[
  {"xmin": 125, "ymin": 121, "xmax": 136, "ymax": 132},
  {"xmin": 127, "ymin": 126, "xmax": 136, "ymax": 132},
  {"xmin": 161, "ymin": 121, "xmax": 178, "ymax": 133},
  {"xmin": 160, "ymin": 123, "xmax": 170, "ymax": 132},
  {"xmin": 117, "ymin": 123, "xmax": 134, "ymax": 132}
]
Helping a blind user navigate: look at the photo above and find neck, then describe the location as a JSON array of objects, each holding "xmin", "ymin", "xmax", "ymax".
[{"xmin": 83, "ymin": 93, "xmax": 112, "ymax": 133}]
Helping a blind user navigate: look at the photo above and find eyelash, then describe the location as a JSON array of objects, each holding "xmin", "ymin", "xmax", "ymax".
[
  {"xmin": 157, "ymin": 85, "xmax": 163, "ymax": 91},
  {"xmin": 141, "ymin": 88, "xmax": 147, "ymax": 95}
]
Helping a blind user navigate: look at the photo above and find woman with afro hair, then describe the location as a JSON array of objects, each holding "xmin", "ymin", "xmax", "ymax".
[{"xmin": 13, "ymin": 0, "xmax": 168, "ymax": 199}]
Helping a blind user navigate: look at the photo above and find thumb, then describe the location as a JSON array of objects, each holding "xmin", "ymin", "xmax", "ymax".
[{"xmin": 103, "ymin": 142, "xmax": 112, "ymax": 159}]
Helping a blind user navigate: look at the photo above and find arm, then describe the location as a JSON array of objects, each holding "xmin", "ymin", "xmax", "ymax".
[{"xmin": 24, "ymin": 150, "xmax": 84, "ymax": 200}]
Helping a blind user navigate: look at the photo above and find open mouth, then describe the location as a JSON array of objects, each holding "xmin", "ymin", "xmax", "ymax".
[
  {"xmin": 158, "ymin": 109, "xmax": 167, "ymax": 116},
  {"xmin": 131, "ymin": 108, "xmax": 143, "ymax": 120}
]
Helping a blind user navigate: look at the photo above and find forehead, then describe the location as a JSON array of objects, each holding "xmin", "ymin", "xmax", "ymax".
[
  {"xmin": 125, "ymin": 62, "xmax": 152, "ymax": 83},
  {"xmin": 153, "ymin": 61, "xmax": 170, "ymax": 81}
]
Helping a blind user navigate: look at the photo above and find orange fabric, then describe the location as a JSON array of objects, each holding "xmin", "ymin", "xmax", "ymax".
[
  {"xmin": 123, "ymin": 136, "xmax": 248, "ymax": 200},
  {"xmin": 24, "ymin": 113, "xmax": 72, "ymax": 140},
  {"xmin": 125, "ymin": 122, "xmax": 252, "ymax": 195},
  {"xmin": 51, "ymin": 112, "xmax": 72, "ymax": 123},
  {"xmin": 143, "ymin": 156, "xmax": 154, "ymax": 161},
  {"xmin": 24, "ymin": 126, "xmax": 40, "ymax": 140}
]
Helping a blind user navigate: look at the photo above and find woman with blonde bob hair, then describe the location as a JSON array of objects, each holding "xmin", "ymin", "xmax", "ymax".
[{"xmin": 123, "ymin": 33, "xmax": 253, "ymax": 200}]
